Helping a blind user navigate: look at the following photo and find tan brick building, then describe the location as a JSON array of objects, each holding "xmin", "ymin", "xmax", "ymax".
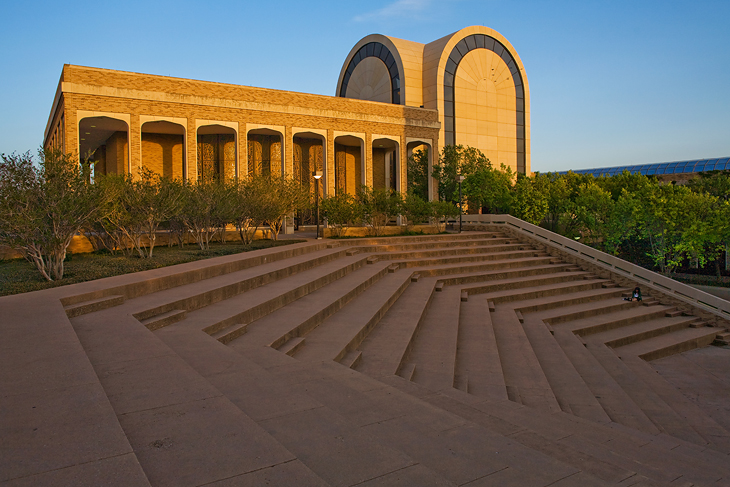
[{"xmin": 44, "ymin": 26, "xmax": 528, "ymax": 201}]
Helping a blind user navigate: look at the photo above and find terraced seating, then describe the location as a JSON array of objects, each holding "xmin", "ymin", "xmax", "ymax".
[{"xmin": 6, "ymin": 227, "xmax": 730, "ymax": 486}]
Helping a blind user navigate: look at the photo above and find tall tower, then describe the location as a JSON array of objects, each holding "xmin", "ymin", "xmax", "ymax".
[{"xmin": 336, "ymin": 26, "xmax": 530, "ymax": 175}]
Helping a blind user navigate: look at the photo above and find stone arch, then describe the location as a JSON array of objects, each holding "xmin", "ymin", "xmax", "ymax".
[
  {"xmin": 372, "ymin": 137, "xmax": 400, "ymax": 192},
  {"xmin": 196, "ymin": 123, "xmax": 237, "ymax": 182},
  {"xmin": 140, "ymin": 118, "xmax": 186, "ymax": 179},
  {"xmin": 333, "ymin": 134, "xmax": 365, "ymax": 196},
  {"xmin": 436, "ymin": 27, "xmax": 529, "ymax": 174},
  {"xmin": 247, "ymin": 127, "xmax": 284, "ymax": 178},
  {"xmin": 78, "ymin": 114, "xmax": 130, "ymax": 178},
  {"xmin": 336, "ymin": 35, "xmax": 405, "ymax": 105}
]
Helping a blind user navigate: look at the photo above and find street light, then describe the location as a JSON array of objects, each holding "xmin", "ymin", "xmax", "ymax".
[
  {"xmin": 314, "ymin": 171, "xmax": 323, "ymax": 239},
  {"xmin": 457, "ymin": 175, "xmax": 465, "ymax": 233}
]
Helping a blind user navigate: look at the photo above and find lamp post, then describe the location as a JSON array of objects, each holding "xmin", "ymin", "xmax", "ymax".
[
  {"xmin": 457, "ymin": 175, "xmax": 465, "ymax": 233},
  {"xmin": 314, "ymin": 171, "xmax": 323, "ymax": 239}
]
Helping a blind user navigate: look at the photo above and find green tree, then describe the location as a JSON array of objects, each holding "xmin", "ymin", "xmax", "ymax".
[
  {"xmin": 262, "ymin": 176, "xmax": 308, "ymax": 240},
  {"xmin": 430, "ymin": 200, "xmax": 459, "ymax": 232},
  {"xmin": 432, "ymin": 145, "xmax": 490, "ymax": 204},
  {"xmin": 461, "ymin": 163, "xmax": 513, "ymax": 214},
  {"xmin": 407, "ymin": 147, "xmax": 430, "ymax": 201},
  {"xmin": 320, "ymin": 192, "xmax": 361, "ymax": 237},
  {"xmin": 357, "ymin": 187, "xmax": 402, "ymax": 236},
  {"xmin": 510, "ymin": 173, "xmax": 548, "ymax": 225},
  {"xmin": 400, "ymin": 192, "xmax": 431, "ymax": 231},
  {"xmin": 0, "ymin": 149, "xmax": 104, "ymax": 281},
  {"xmin": 232, "ymin": 175, "xmax": 269, "ymax": 245}
]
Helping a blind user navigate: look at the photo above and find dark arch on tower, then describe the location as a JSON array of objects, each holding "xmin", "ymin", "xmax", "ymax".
[
  {"xmin": 339, "ymin": 42, "xmax": 401, "ymax": 105},
  {"xmin": 443, "ymin": 34, "xmax": 526, "ymax": 174}
]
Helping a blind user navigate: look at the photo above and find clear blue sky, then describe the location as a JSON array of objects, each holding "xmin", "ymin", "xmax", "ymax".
[{"xmin": 1, "ymin": 0, "xmax": 728, "ymax": 172}]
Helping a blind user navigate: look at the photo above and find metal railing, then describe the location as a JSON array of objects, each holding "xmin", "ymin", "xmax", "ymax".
[{"xmin": 462, "ymin": 214, "xmax": 730, "ymax": 320}]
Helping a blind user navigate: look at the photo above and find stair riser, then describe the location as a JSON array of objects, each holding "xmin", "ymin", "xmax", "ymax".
[
  {"xmin": 378, "ymin": 244, "xmax": 525, "ymax": 260},
  {"xmin": 64, "ymin": 295, "xmax": 124, "ymax": 318},
  {"xmin": 353, "ymin": 238, "xmax": 516, "ymax": 253},
  {"xmin": 420, "ymin": 257, "xmax": 555, "ymax": 277},
  {"xmin": 516, "ymin": 289, "xmax": 626, "ymax": 314},
  {"xmin": 545, "ymin": 302, "xmax": 638, "ymax": 325},
  {"xmin": 573, "ymin": 309, "xmax": 672, "ymax": 337},
  {"xmin": 335, "ymin": 232, "xmax": 503, "ymax": 247},
  {"xmin": 638, "ymin": 332, "xmax": 718, "ymax": 361},
  {"xmin": 267, "ymin": 267, "xmax": 391, "ymax": 349},
  {"xmin": 202, "ymin": 258, "xmax": 368, "ymax": 336},
  {"xmin": 62, "ymin": 242, "xmax": 328, "ymax": 307},
  {"xmin": 604, "ymin": 320, "xmax": 699, "ymax": 348},
  {"xmin": 463, "ymin": 273, "xmax": 589, "ymax": 296},
  {"xmin": 403, "ymin": 250, "xmax": 547, "ymax": 269},
  {"xmin": 438, "ymin": 264, "xmax": 572, "ymax": 287},
  {"xmin": 135, "ymin": 249, "xmax": 351, "ymax": 321},
  {"xmin": 491, "ymin": 282, "xmax": 605, "ymax": 304},
  {"xmin": 144, "ymin": 310, "xmax": 187, "ymax": 331}
]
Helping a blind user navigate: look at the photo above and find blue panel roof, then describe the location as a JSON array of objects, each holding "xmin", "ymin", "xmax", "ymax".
[{"xmin": 556, "ymin": 157, "xmax": 730, "ymax": 177}]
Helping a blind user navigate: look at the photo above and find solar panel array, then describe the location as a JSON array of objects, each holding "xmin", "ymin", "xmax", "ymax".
[{"xmin": 555, "ymin": 157, "xmax": 730, "ymax": 177}]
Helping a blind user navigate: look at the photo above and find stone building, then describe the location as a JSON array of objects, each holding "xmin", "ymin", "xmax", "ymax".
[{"xmin": 44, "ymin": 26, "xmax": 529, "ymax": 202}]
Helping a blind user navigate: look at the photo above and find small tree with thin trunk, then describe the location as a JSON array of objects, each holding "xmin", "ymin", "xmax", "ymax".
[{"xmin": 0, "ymin": 149, "xmax": 104, "ymax": 281}]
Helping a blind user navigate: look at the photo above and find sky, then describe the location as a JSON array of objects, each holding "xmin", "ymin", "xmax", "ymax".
[{"xmin": 0, "ymin": 0, "xmax": 728, "ymax": 173}]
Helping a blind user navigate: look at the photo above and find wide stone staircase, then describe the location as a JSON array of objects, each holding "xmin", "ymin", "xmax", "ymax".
[{"xmin": 20, "ymin": 228, "xmax": 730, "ymax": 486}]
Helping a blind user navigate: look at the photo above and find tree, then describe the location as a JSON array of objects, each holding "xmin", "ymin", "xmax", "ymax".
[
  {"xmin": 462, "ymin": 163, "xmax": 513, "ymax": 214},
  {"xmin": 0, "ymin": 149, "xmax": 104, "ymax": 281},
  {"xmin": 400, "ymin": 192, "xmax": 431, "ymax": 231},
  {"xmin": 320, "ymin": 192, "xmax": 361, "ymax": 237},
  {"xmin": 407, "ymin": 147, "xmax": 429, "ymax": 201},
  {"xmin": 432, "ymin": 145, "xmax": 490, "ymax": 204},
  {"xmin": 510, "ymin": 173, "xmax": 548, "ymax": 225},
  {"xmin": 261, "ymin": 176, "xmax": 308, "ymax": 240},
  {"xmin": 357, "ymin": 187, "xmax": 402, "ymax": 236},
  {"xmin": 232, "ymin": 175, "xmax": 269, "ymax": 245},
  {"xmin": 430, "ymin": 200, "xmax": 459, "ymax": 232}
]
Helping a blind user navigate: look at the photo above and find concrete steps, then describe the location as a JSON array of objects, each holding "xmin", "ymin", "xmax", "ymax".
[
  {"xmin": 354, "ymin": 278, "xmax": 437, "ymax": 378},
  {"xmin": 227, "ymin": 262, "xmax": 390, "ymax": 350},
  {"xmin": 155, "ymin": 254, "xmax": 371, "ymax": 336},
  {"xmin": 292, "ymin": 271, "xmax": 413, "ymax": 363}
]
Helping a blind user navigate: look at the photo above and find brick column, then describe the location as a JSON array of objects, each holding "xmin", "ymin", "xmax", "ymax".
[
  {"xmin": 187, "ymin": 118, "xmax": 197, "ymax": 182},
  {"xmin": 239, "ymin": 125, "xmax": 247, "ymax": 178},
  {"xmin": 129, "ymin": 114, "xmax": 141, "ymax": 179},
  {"xmin": 326, "ymin": 129, "xmax": 335, "ymax": 196},
  {"xmin": 365, "ymin": 133, "xmax": 373, "ymax": 188},
  {"xmin": 399, "ymin": 141, "xmax": 407, "ymax": 194},
  {"xmin": 285, "ymin": 126, "xmax": 293, "ymax": 177}
]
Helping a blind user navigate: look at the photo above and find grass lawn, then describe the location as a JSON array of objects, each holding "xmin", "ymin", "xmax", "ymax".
[{"xmin": 0, "ymin": 239, "xmax": 304, "ymax": 297}]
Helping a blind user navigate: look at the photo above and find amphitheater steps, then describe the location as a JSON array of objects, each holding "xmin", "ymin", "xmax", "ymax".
[
  {"xmin": 129, "ymin": 246, "xmax": 347, "ymax": 322},
  {"xmin": 517, "ymin": 310, "xmax": 611, "ymax": 423},
  {"xmin": 461, "ymin": 270, "xmax": 595, "ymax": 296},
  {"xmin": 226, "ymin": 262, "xmax": 391, "ymax": 351},
  {"xmin": 372, "ymin": 242, "xmax": 526, "ymax": 261},
  {"xmin": 595, "ymin": 316, "xmax": 704, "ymax": 349},
  {"xmin": 514, "ymin": 287, "xmax": 630, "ymax": 314},
  {"xmin": 291, "ymin": 270, "xmax": 413, "ymax": 363},
  {"xmin": 393, "ymin": 249, "xmax": 545, "ymax": 269},
  {"xmin": 561, "ymin": 305, "xmax": 679, "ymax": 337},
  {"xmin": 551, "ymin": 328, "xmax": 661, "ymax": 434},
  {"xmin": 434, "ymin": 263, "xmax": 575, "ymax": 287},
  {"xmin": 455, "ymin": 296, "xmax": 509, "ymax": 401},
  {"xmin": 401, "ymin": 287, "xmax": 463, "ymax": 392},
  {"xmin": 620, "ymin": 353, "xmax": 730, "ymax": 454},
  {"xmin": 615, "ymin": 326, "xmax": 720, "ymax": 362},
  {"xmin": 385, "ymin": 376, "xmax": 730, "ymax": 486},
  {"xmin": 154, "ymin": 254, "xmax": 372, "ymax": 336},
  {"xmin": 490, "ymin": 304, "xmax": 562, "ymax": 413},
  {"xmin": 584, "ymin": 338, "xmax": 711, "ymax": 445},
  {"xmin": 69, "ymin": 310, "xmax": 322, "ymax": 487},
  {"xmin": 413, "ymin": 254, "xmax": 557, "ymax": 276},
  {"xmin": 354, "ymin": 278, "xmax": 437, "ymax": 378},
  {"xmin": 63, "ymin": 294, "xmax": 125, "ymax": 318},
  {"xmin": 487, "ymin": 279, "xmax": 609, "ymax": 305},
  {"xmin": 350, "ymin": 235, "xmax": 516, "ymax": 253}
]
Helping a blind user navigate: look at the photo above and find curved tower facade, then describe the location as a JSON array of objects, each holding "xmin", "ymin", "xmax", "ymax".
[{"xmin": 336, "ymin": 26, "xmax": 530, "ymax": 176}]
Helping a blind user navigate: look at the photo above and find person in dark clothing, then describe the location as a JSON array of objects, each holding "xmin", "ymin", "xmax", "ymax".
[{"xmin": 625, "ymin": 287, "xmax": 642, "ymax": 301}]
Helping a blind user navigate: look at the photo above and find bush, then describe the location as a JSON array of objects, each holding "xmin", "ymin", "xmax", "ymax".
[
  {"xmin": 357, "ymin": 187, "xmax": 402, "ymax": 236},
  {"xmin": 320, "ymin": 192, "xmax": 361, "ymax": 237}
]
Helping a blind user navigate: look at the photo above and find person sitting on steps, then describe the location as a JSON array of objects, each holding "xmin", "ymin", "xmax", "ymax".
[{"xmin": 624, "ymin": 286, "xmax": 642, "ymax": 301}]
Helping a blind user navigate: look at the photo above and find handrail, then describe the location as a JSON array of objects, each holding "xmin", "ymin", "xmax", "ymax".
[{"xmin": 462, "ymin": 214, "xmax": 730, "ymax": 320}]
